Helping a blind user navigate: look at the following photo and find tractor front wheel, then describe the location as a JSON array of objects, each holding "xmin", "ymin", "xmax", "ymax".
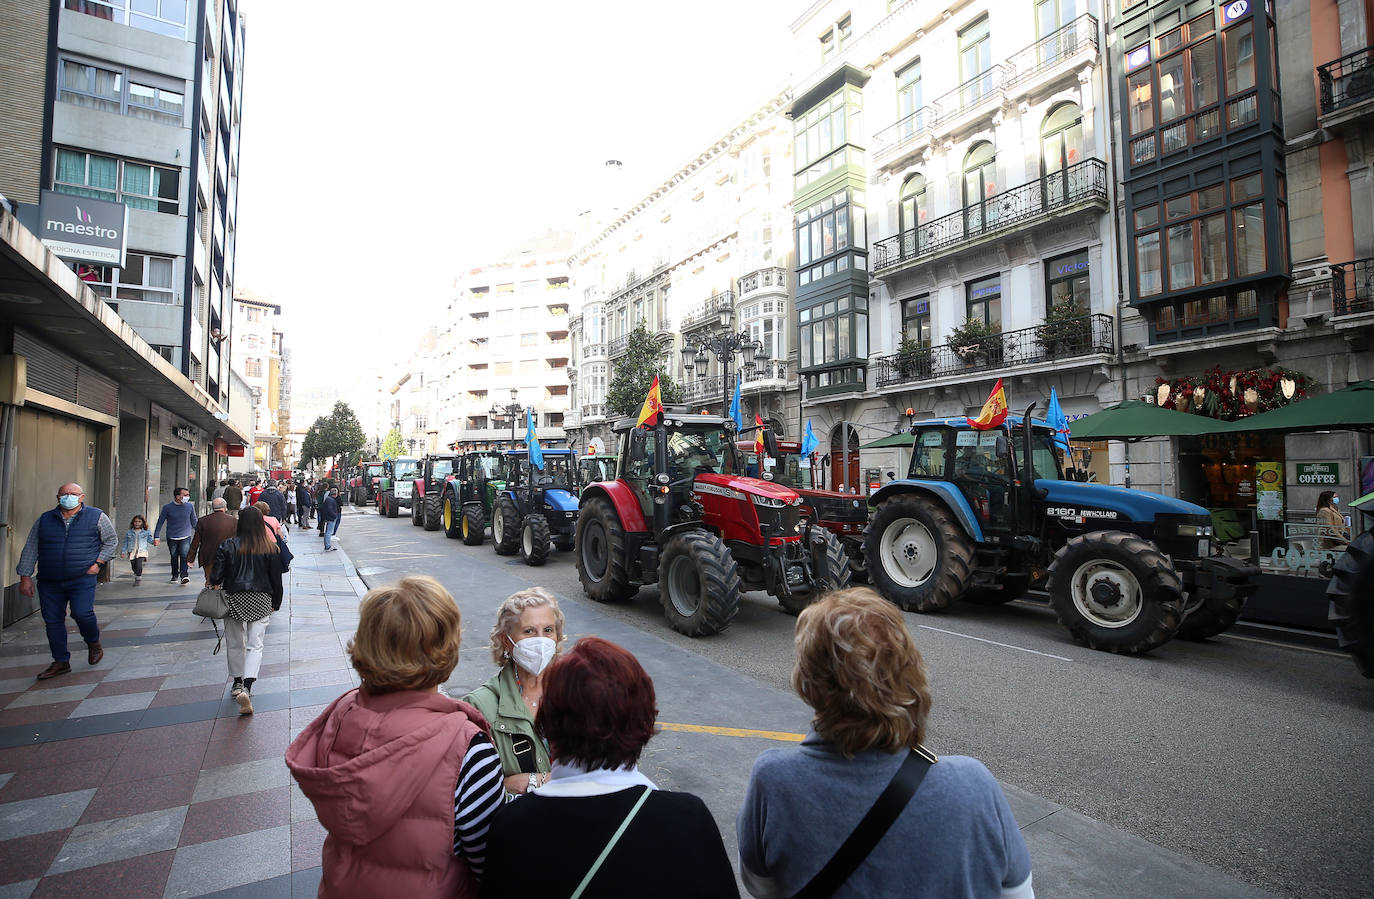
[
  {"xmin": 575, "ymin": 498, "xmax": 637, "ymax": 602},
  {"xmin": 411, "ymin": 494, "xmax": 423, "ymax": 526},
  {"xmin": 461, "ymin": 504, "xmax": 485, "ymax": 545},
  {"xmin": 864, "ymin": 495, "xmax": 973, "ymax": 612},
  {"xmin": 386, "ymin": 494, "xmax": 398, "ymax": 518},
  {"xmin": 442, "ymin": 496, "xmax": 463, "ymax": 539},
  {"xmin": 1047, "ymin": 532, "xmax": 1183, "ymax": 654},
  {"xmin": 520, "ymin": 515, "xmax": 551, "ymax": 566},
  {"xmin": 1327, "ymin": 529, "xmax": 1374, "ymax": 677},
  {"xmin": 423, "ymin": 493, "xmax": 442, "ymax": 531},
  {"xmin": 492, "ymin": 497, "xmax": 521, "ymax": 555},
  {"xmin": 659, "ymin": 530, "xmax": 742, "ymax": 636}
]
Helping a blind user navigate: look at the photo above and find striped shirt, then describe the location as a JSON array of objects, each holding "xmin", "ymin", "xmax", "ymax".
[
  {"xmin": 453, "ymin": 732, "xmax": 503, "ymax": 877},
  {"xmin": 16, "ymin": 508, "xmax": 118, "ymax": 577}
]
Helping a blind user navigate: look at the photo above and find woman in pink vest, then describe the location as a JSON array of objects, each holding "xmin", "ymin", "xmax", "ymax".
[{"xmin": 286, "ymin": 576, "xmax": 503, "ymax": 897}]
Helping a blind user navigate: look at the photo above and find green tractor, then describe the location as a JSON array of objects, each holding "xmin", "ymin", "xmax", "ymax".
[
  {"xmin": 863, "ymin": 407, "xmax": 1259, "ymax": 654},
  {"xmin": 439, "ymin": 450, "xmax": 510, "ymax": 545},
  {"xmin": 376, "ymin": 456, "xmax": 420, "ymax": 518}
]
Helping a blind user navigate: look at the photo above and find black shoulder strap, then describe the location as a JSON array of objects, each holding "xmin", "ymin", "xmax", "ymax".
[{"xmin": 792, "ymin": 746, "xmax": 936, "ymax": 899}]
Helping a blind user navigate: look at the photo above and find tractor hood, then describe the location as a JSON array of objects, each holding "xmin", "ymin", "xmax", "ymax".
[
  {"xmin": 1038, "ymin": 480, "xmax": 1209, "ymax": 522},
  {"xmin": 543, "ymin": 488, "xmax": 579, "ymax": 513},
  {"xmin": 693, "ymin": 473, "xmax": 800, "ymax": 505}
]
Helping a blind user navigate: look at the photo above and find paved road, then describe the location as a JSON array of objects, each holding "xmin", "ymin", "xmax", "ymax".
[{"xmin": 339, "ymin": 506, "xmax": 1371, "ymax": 897}]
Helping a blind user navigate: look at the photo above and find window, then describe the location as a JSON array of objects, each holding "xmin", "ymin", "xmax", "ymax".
[
  {"xmin": 966, "ymin": 275, "xmax": 1002, "ymax": 330},
  {"xmin": 1042, "ymin": 104, "xmax": 1084, "ymax": 206},
  {"xmin": 1128, "ymin": 68, "xmax": 1154, "ymax": 135},
  {"xmin": 59, "ymin": 57, "xmax": 184, "ymax": 124},
  {"xmin": 820, "ymin": 28, "xmax": 835, "ymax": 60},
  {"xmin": 837, "ymin": 14, "xmax": 851, "ymax": 48},
  {"xmin": 793, "ymin": 85, "xmax": 864, "ymax": 189},
  {"xmin": 896, "ymin": 60, "xmax": 923, "ymax": 136},
  {"xmin": 1224, "ymin": 21, "xmax": 1255, "ymax": 95},
  {"xmin": 520, "ymin": 333, "xmax": 539, "ymax": 347},
  {"xmin": 494, "ymin": 361, "xmax": 513, "ymax": 376},
  {"xmin": 414, "ymin": 414, "xmax": 427, "ymax": 430},
  {"xmin": 899, "ymin": 174, "xmax": 927, "ymax": 236},
  {"xmin": 64, "ymin": 0, "xmax": 188, "ymax": 39},
  {"xmin": 1045, "ymin": 251, "xmax": 1090, "ymax": 311},
  {"xmin": 798, "ymin": 295, "xmax": 867, "ymax": 370},
  {"xmin": 244, "ymin": 357, "xmax": 262, "ymax": 377},
  {"xmin": 54, "ymin": 148, "xmax": 179, "ymax": 213},
  {"xmin": 962, "ymin": 142, "xmax": 997, "ymax": 233},
  {"xmin": 1136, "ymin": 229, "xmax": 1162, "ymax": 296},
  {"xmin": 901, "ymin": 296, "xmax": 931, "ymax": 346},
  {"xmin": 795, "ymin": 187, "xmax": 865, "ymax": 287},
  {"xmin": 1234, "ymin": 202, "xmax": 1266, "ymax": 275},
  {"xmin": 959, "ymin": 16, "xmax": 993, "ymax": 105},
  {"xmin": 1036, "ymin": 0, "xmax": 1077, "ymax": 38}
]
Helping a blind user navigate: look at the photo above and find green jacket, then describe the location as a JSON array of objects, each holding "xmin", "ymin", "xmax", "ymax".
[{"xmin": 463, "ymin": 663, "xmax": 550, "ymax": 778}]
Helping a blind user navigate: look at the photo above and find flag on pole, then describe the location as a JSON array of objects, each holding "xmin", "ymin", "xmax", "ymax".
[
  {"xmin": 1046, "ymin": 387, "xmax": 1072, "ymax": 452},
  {"xmin": 729, "ymin": 373, "xmax": 743, "ymax": 430},
  {"xmin": 754, "ymin": 414, "xmax": 766, "ymax": 453},
  {"xmin": 525, "ymin": 408, "xmax": 544, "ymax": 470},
  {"xmin": 967, "ymin": 379, "xmax": 1009, "ymax": 430},
  {"xmin": 636, "ymin": 375, "xmax": 665, "ymax": 428},
  {"xmin": 800, "ymin": 419, "xmax": 819, "ymax": 456}
]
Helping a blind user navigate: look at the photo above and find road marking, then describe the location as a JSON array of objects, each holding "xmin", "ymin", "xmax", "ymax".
[
  {"xmin": 356, "ymin": 551, "xmax": 446, "ymax": 559},
  {"xmin": 916, "ymin": 624, "xmax": 1075, "ymax": 662},
  {"xmin": 1218, "ymin": 633, "xmax": 1350, "ymax": 659},
  {"xmin": 658, "ymin": 722, "xmax": 805, "ymax": 743}
]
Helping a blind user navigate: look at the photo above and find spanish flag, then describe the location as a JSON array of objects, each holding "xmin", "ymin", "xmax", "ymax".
[
  {"xmin": 636, "ymin": 375, "xmax": 665, "ymax": 428},
  {"xmin": 967, "ymin": 379, "xmax": 1009, "ymax": 430},
  {"xmin": 754, "ymin": 414, "xmax": 765, "ymax": 453}
]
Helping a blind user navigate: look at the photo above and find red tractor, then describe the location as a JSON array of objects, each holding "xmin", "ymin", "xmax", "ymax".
[{"xmin": 574, "ymin": 408, "xmax": 851, "ymax": 636}]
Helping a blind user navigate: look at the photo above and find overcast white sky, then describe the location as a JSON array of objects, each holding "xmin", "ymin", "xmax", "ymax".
[{"xmin": 234, "ymin": 1, "xmax": 800, "ymax": 406}]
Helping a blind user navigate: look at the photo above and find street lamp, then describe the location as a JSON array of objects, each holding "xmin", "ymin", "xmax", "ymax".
[
  {"xmin": 489, "ymin": 387, "xmax": 524, "ymax": 445},
  {"xmin": 679, "ymin": 304, "xmax": 768, "ymax": 417}
]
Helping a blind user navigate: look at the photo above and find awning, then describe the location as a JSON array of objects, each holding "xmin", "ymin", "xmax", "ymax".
[
  {"xmin": 861, "ymin": 432, "xmax": 915, "ymax": 449},
  {"xmin": 1217, "ymin": 380, "xmax": 1374, "ymax": 433},
  {"xmin": 1068, "ymin": 400, "xmax": 1230, "ymax": 441}
]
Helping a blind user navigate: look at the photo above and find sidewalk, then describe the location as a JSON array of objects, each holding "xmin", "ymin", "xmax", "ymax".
[{"xmin": 0, "ymin": 511, "xmax": 369, "ymax": 897}]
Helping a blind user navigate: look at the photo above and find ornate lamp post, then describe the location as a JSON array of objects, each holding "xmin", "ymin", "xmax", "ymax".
[
  {"xmin": 678, "ymin": 304, "xmax": 769, "ymax": 417},
  {"xmin": 489, "ymin": 387, "xmax": 525, "ymax": 445}
]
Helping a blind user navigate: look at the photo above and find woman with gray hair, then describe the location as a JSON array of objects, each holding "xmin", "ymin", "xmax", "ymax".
[{"xmin": 463, "ymin": 587, "xmax": 565, "ymax": 798}]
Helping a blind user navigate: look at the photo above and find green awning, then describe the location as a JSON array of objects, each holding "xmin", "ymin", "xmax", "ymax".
[
  {"xmin": 1069, "ymin": 400, "xmax": 1230, "ymax": 441},
  {"xmin": 1218, "ymin": 380, "xmax": 1374, "ymax": 433},
  {"xmin": 861, "ymin": 432, "xmax": 915, "ymax": 449}
]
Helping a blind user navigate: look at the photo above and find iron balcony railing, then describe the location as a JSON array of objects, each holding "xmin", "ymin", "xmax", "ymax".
[
  {"xmin": 683, "ymin": 361, "xmax": 790, "ymax": 403},
  {"xmin": 873, "ymin": 313, "xmax": 1114, "ymax": 387},
  {"xmin": 872, "ymin": 106, "xmax": 936, "ymax": 164},
  {"xmin": 1318, "ymin": 46, "xmax": 1374, "ymax": 115},
  {"xmin": 930, "ymin": 65, "xmax": 1005, "ymax": 126},
  {"xmin": 1330, "ymin": 257, "xmax": 1374, "ymax": 316},
  {"xmin": 1004, "ymin": 14, "xmax": 1098, "ymax": 87},
  {"xmin": 607, "ymin": 335, "xmax": 629, "ymax": 357},
  {"xmin": 872, "ymin": 158, "xmax": 1107, "ymax": 273},
  {"xmin": 681, "ymin": 291, "xmax": 736, "ymax": 331}
]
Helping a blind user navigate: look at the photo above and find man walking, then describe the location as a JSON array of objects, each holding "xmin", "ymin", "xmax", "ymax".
[
  {"xmin": 295, "ymin": 480, "xmax": 313, "ymax": 527},
  {"xmin": 261, "ymin": 480, "xmax": 288, "ymax": 523},
  {"xmin": 223, "ymin": 480, "xmax": 243, "ymax": 516},
  {"xmin": 17, "ymin": 483, "xmax": 117, "ymax": 680},
  {"xmin": 153, "ymin": 487, "xmax": 198, "ymax": 585},
  {"xmin": 320, "ymin": 487, "xmax": 342, "ymax": 551},
  {"xmin": 189, "ymin": 498, "xmax": 237, "ymax": 584}
]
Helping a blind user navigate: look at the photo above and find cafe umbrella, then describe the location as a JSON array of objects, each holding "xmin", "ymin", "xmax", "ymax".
[
  {"xmin": 1067, "ymin": 399, "xmax": 1229, "ymax": 441},
  {"xmin": 1217, "ymin": 380, "xmax": 1374, "ymax": 433}
]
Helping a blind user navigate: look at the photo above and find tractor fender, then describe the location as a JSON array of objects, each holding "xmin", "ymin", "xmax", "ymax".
[
  {"xmin": 869, "ymin": 479, "xmax": 985, "ymax": 543},
  {"xmin": 543, "ymin": 488, "xmax": 579, "ymax": 513},
  {"xmin": 582, "ymin": 483, "xmax": 649, "ymax": 534}
]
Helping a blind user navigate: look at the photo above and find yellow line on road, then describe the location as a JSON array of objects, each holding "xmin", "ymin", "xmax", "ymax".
[{"xmin": 658, "ymin": 722, "xmax": 805, "ymax": 742}]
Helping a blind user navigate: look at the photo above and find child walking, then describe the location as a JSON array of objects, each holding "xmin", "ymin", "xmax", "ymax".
[{"xmin": 122, "ymin": 515, "xmax": 154, "ymax": 585}]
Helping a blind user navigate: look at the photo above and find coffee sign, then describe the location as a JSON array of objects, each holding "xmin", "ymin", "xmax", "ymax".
[
  {"xmin": 1295, "ymin": 462, "xmax": 1340, "ymax": 485},
  {"xmin": 39, "ymin": 190, "xmax": 127, "ymax": 266}
]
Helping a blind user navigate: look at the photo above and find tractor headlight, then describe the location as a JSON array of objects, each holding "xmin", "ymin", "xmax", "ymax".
[
  {"xmin": 1174, "ymin": 524, "xmax": 1212, "ymax": 537},
  {"xmin": 750, "ymin": 494, "xmax": 788, "ymax": 509}
]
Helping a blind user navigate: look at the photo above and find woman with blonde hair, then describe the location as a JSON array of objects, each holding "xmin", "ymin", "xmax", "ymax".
[
  {"xmin": 463, "ymin": 587, "xmax": 564, "ymax": 798},
  {"xmin": 737, "ymin": 587, "xmax": 1032, "ymax": 898}
]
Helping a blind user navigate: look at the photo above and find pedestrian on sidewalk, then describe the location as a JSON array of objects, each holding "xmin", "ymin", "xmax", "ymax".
[
  {"xmin": 222, "ymin": 480, "xmax": 243, "ymax": 517},
  {"xmin": 121, "ymin": 514, "xmax": 154, "ymax": 585},
  {"xmin": 247, "ymin": 479, "xmax": 264, "ymax": 506},
  {"xmin": 464, "ymin": 587, "xmax": 563, "ymax": 798},
  {"xmin": 286, "ymin": 576, "xmax": 504, "ymax": 899},
  {"xmin": 254, "ymin": 501, "xmax": 286, "ymax": 541},
  {"xmin": 153, "ymin": 487, "xmax": 198, "ymax": 585},
  {"xmin": 261, "ymin": 480, "xmax": 288, "ymax": 524},
  {"xmin": 212, "ymin": 479, "xmax": 227, "ymax": 501},
  {"xmin": 16, "ymin": 482, "xmax": 117, "ymax": 680},
  {"xmin": 483, "ymin": 636, "xmax": 737, "ymax": 897},
  {"xmin": 284, "ymin": 481, "xmax": 297, "ymax": 529},
  {"xmin": 295, "ymin": 480, "xmax": 313, "ymax": 527},
  {"xmin": 736, "ymin": 588, "xmax": 1033, "ymax": 899},
  {"xmin": 209, "ymin": 507, "xmax": 285, "ymax": 715},
  {"xmin": 189, "ymin": 498, "xmax": 237, "ymax": 584},
  {"xmin": 320, "ymin": 487, "xmax": 342, "ymax": 551}
]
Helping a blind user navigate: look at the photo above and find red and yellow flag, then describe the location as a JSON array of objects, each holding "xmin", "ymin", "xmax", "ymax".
[
  {"xmin": 754, "ymin": 414, "xmax": 765, "ymax": 453},
  {"xmin": 636, "ymin": 375, "xmax": 665, "ymax": 428},
  {"xmin": 967, "ymin": 379, "xmax": 1009, "ymax": 430}
]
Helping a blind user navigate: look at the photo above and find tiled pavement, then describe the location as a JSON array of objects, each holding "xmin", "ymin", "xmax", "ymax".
[{"xmin": 0, "ymin": 512, "xmax": 370, "ymax": 898}]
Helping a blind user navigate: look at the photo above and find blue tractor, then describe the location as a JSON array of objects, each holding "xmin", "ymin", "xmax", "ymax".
[
  {"xmin": 490, "ymin": 448, "xmax": 580, "ymax": 566},
  {"xmin": 862, "ymin": 407, "xmax": 1259, "ymax": 654}
]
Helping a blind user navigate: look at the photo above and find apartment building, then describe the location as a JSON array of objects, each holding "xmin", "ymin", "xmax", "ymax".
[
  {"xmin": 567, "ymin": 89, "xmax": 796, "ymax": 448},
  {"xmin": 230, "ymin": 289, "xmax": 289, "ymax": 471}
]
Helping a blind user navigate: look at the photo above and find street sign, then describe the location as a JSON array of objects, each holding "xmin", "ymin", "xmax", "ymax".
[{"xmin": 1295, "ymin": 462, "xmax": 1340, "ymax": 485}]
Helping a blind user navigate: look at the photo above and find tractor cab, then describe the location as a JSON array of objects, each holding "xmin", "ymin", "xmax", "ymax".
[
  {"xmin": 578, "ymin": 454, "xmax": 619, "ymax": 485},
  {"xmin": 489, "ymin": 448, "xmax": 579, "ymax": 564},
  {"xmin": 621, "ymin": 418, "xmax": 742, "ymax": 528}
]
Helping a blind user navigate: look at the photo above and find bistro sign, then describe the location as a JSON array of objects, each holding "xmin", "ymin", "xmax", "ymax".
[
  {"xmin": 1295, "ymin": 462, "xmax": 1340, "ymax": 485},
  {"xmin": 39, "ymin": 190, "xmax": 127, "ymax": 266}
]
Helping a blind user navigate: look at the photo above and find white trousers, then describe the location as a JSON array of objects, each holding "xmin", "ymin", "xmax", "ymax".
[{"xmin": 224, "ymin": 616, "xmax": 270, "ymax": 679}]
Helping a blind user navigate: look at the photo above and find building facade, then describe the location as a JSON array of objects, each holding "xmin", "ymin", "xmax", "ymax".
[{"xmin": 230, "ymin": 289, "xmax": 289, "ymax": 472}]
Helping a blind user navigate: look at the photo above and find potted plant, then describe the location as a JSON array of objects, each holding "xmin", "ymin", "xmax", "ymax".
[
  {"xmin": 1036, "ymin": 300, "xmax": 1091, "ymax": 358},
  {"xmin": 947, "ymin": 317, "xmax": 1002, "ymax": 367},
  {"xmin": 894, "ymin": 336, "xmax": 932, "ymax": 379}
]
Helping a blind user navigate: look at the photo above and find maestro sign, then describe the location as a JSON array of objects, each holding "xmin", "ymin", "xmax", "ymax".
[{"xmin": 39, "ymin": 190, "xmax": 127, "ymax": 266}]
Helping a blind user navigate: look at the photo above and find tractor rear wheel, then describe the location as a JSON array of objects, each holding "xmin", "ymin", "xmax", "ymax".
[
  {"xmin": 461, "ymin": 504, "xmax": 485, "ymax": 545},
  {"xmin": 575, "ymin": 498, "xmax": 637, "ymax": 602},
  {"xmin": 1047, "ymin": 532, "xmax": 1183, "ymax": 654},
  {"xmin": 520, "ymin": 515, "xmax": 551, "ymax": 567},
  {"xmin": 864, "ymin": 495, "xmax": 973, "ymax": 612},
  {"xmin": 411, "ymin": 494, "xmax": 423, "ymax": 526},
  {"xmin": 1327, "ymin": 529, "xmax": 1374, "ymax": 677},
  {"xmin": 442, "ymin": 495, "xmax": 463, "ymax": 539},
  {"xmin": 492, "ymin": 497, "xmax": 521, "ymax": 555},
  {"xmin": 659, "ymin": 530, "xmax": 742, "ymax": 636},
  {"xmin": 423, "ymin": 493, "xmax": 442, "ymax": 531},
  {"xmin": 386, "ymin": 493, "xmax": 398, "ymax": 518},
  {"xmin": 376, "ymin": 495, "xmax": 386, "ymax": 516}
]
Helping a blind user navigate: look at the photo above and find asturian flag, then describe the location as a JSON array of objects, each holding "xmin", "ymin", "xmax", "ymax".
[
  {"xmin": 800, "ymin": 419, "xmax": 819, "ymax": 457},
  {"xmin": 525, "ymin": 408, "xmax": 544, "ymax": 470},
  {"xmin": 1046, "ymin": 387, "xmax": 1072, "ymax": 452},
  {"xmin": 967, "ymin": 379, "xmax": 1009, "ymax": 430}
]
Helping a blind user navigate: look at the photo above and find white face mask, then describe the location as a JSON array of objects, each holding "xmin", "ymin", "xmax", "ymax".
[{"xmin": 509, "ymin": 635, "xmax": 557, "ymax": 676}]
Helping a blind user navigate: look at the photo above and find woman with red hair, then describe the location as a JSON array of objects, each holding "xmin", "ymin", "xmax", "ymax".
[{"xmin": 482, "ymin": 636, "xmax": 737, "ymax": 897}]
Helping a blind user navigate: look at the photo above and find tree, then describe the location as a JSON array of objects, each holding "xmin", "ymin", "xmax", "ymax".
[
  {"xmin": 298, "ymin": 423, "xmax": 322, "ymax": 470},
  {"xmin": 606, "ymin": 324, "xmax": 684, "ymax": 418},
  {"xmin": 298, "ymin": 402, "xmax": 366, "ymax": 473},
  {"xmin": 379, "ymin": 428, "xmax": 404, "ymax": 461}
]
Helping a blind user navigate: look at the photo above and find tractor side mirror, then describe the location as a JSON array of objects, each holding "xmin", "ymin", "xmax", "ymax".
[
  {"xmin": 763, "ymin": 429, "xmax": 780, "ymax": 458},
  {"xmin": 886, "ymin": 470, "xmax": 896, "ymax": 479}
]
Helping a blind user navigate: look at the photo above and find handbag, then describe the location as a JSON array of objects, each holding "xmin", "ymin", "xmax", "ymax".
[
  {"xmin": 193, "ymin": 586, "xmax": 228, "ymax": 655},
  {"xmin": 792, "ymin": 746, "xmax": 937, "ymax": 899}
]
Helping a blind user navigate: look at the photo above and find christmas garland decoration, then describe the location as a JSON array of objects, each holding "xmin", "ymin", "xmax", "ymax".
[{"xmin": 1152, "ymin": 366, "xmax": 1317, "ymax": 420}]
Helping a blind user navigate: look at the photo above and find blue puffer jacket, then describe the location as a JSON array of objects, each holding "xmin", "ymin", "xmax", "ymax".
[{"xmin": 36, "ymin": 506, "xmax": 103, "ymax": 582}]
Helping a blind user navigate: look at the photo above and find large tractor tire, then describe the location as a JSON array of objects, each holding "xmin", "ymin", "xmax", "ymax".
[
  {"xmin": 1176, "ymin": 556, "xmax": 1256, "ymax": 641},
  {"xmin": 461, "ymin": 504, "xmax": 486, "ymax": 546},
  {"xmin": 423, "ymin": 493, "xmax": 442, "ymax": 531},
  {"xmin": 864, "ymin": 495, "xmax": 974, "ymax": 612},
  {"xmin": 386, "ymin": 493, "xmax": 398, "ymax": 518},
  {"xmin": 1327, "ymin": 529, "xmax": 1374, "ymax": 677},
  {"xmin": 411, "ymin": 494, "xmax": 423, "ymax": 526},
  {"xmin": 779, "ymin": 528, "xmax": 852, "ymax": 616},
  {"xmin": 491, "ymin": 497, "xmax": 521, "ymax": 556},
  {"xmin": 659, "ymin": 530, "xmax": 742, "ymax": 636},
  {"xmin": 1047, "ymin": 531, "xmax": 1183, "ymax": 654},
  {"xmin": 575, "ymin": 497, "xmax": 637, "ymax": 602},
  {"xmin": 376, "ymin": 494, "xmax": 386, "ymax": 516},
  {"xmin": 520, "ymin": 514, "xmax": 552, "ymax": 567},
  {"xmin": 442, "ymin": 495, "xmax": 463, "ymax": 539}
]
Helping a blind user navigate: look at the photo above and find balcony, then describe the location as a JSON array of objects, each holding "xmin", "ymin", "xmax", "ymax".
[
  {"xmin": 873, "ymin": 314, "xmax": 1114, "ymax": 387},
  {"xmin": 581, "ymin": 342, "xmax": 607, "ymax": 361},
  {"xmin": 683, "ymin": 361, "xmax": 791, "ymax": 403},
  {"xmin": 872, "ymin": 106, "xmax": 937, "ymax": 169},
  {"xmin": 929, "ymin": 65, "xmax": 1006, "ymax": 136},
  {"xmin": 681, "ymin": 291, "xmax": 736, "ymax": 332},
  {"xmin": 607, "ymin": 335, "xmax": 629, "ymax": 358},
  {"xmin": 580, "ymin": 403, "xmax": 606, "ymax": 421},
  {"xmin": 738, "ymin": 268, "xmax": 787, "ymax": 299},
  {"xmin": 1318, "ymin": 46, "xmax": 1374, "ymax": 125},
  {"xmin": 872, "ymin": 158, "xmax": 1107, "ymax": 276},
  {"xmin": 1330, "ymin": 257, "xmax": 1374, "ymax": 316},
  {"xmin": 1004, "ymin": 15, "xmax": 1099, "ymax": 92}
]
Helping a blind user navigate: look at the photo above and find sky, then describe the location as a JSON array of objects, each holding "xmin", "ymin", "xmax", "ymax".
[{"xmin": 233, "ymin": 1, "xmax": 802, "ymax": 412}]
